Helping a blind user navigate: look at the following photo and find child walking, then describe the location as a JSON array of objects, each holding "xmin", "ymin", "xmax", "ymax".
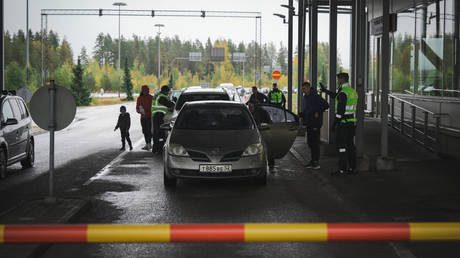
[{"xmin": 114, "ymin": 105, "xmax": 133, "ymax": 151}]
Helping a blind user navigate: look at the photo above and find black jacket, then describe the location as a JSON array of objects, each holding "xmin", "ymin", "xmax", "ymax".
[
  {"xmin": 115, "ymin": 112, "xmax": 131, "ymax": 132},
  {"xmin": 301, "ymin": 88, "xmax": 329, "ymax": 129},
  {"xmin": 248, "ymin": 92, "xmax": 268, "ymax": 104}
]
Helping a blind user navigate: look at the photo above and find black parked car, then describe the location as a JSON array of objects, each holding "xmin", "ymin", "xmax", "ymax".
[{"xmin": 0, "ymin": 91, "xmax": 34, "ymax": 178}]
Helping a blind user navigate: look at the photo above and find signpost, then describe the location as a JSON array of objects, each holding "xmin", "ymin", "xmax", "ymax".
[
  {"xmin": 272, "ymin": 70, "xmax": 282, "ymax": 81},
  {"xmin": 30, "ymin": 80, "xmax": 76, "ymax": 203}
]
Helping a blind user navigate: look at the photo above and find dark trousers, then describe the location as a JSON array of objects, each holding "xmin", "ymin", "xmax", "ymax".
[
  {"xmin": 152, "ymin": 112, "xmax": 165, "ymax": 151},
  {"xmin": 140, "ymin": 117, "xmax": 152, "ymax": 144},
  {"xmin": 335, "ymin": 123, "xmax": 356, "ymax": 171},
  {"xmin": 306, "ymin": 127, "xmax": 321, "ymax": 163},
  {"xmin": 121, "ymin": 130, "xmax": 132, "ymax": 148}
]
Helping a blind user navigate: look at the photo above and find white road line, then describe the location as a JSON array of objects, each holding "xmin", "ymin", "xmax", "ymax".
[
  {"xmin": 83, "ymin": 138, "xmax": 145, "ymax": 186},
  {"xmin": 289, "ymin": 146, "xmax": 417, "ymax": 258}
]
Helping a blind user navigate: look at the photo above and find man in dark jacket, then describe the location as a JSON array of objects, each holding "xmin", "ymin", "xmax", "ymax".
[
  {"xmin": 247, "ymin": 86, "xmax": 268, "ymax": 104},
  {"xmin": 114, "ymin": 105, "xmax": 132, "ymax": 151},
  {"xmin": 300, "ymin": 81, "xmax": 329, "ymax": 169}
]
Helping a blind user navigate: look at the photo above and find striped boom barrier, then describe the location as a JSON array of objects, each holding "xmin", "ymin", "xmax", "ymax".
[{"xmin": 1, "ymin": 223, "xmax": 460, "ymax": 243}]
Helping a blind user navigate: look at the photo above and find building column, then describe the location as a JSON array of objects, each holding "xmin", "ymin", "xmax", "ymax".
[
  {"xmin": 353, "ymin": 0, "xmax": 367, "ymax": 157},
  {"xmin": 287, "ymin": 0, "xmax": 294, "ymax": 111},
  {"xmin": 455, "ymin": 0, "xmax": 460, "ymax": 94},
  {"xmin": 380, "ymin": 0, "xmax": 390, "ymax": 158},
  {"xmin": 309, "ymin": 0, "xmax": 318, "ymax": 88},
  {"xmin": 1, "ymin": 0, "xmax": 3, "ymax": 91},
  {"xmin": 328, "ymin": 0, "xmax": 338, "ymax": 144},
  {"xmin": 297, "ymin": 0, "xmax": 306, "ymax": 114}
]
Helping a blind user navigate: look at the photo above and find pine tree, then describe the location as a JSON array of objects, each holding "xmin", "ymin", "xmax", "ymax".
[
  {"xmin": 71, "ymin": 58, "xmax": 92, "ymax": 106},
  {"xmin": 123, "ymin": 58, "xmax": 134, "ymax": 101},
  {"xmin": 168, "ymin": 73, "xmax": 175, "ymax": 89}
]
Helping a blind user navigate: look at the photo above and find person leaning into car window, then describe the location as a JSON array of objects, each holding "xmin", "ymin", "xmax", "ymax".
[
  {"xmin": 248, "ymin": 102, "xmax": 271, "ymax": 126},
  {"xmin": 247, "ymin": 86, "xmax": 268, "ymax": 105},
  {"xmin": 151, "ymin": 85, "xmax": 175, "ymax": 154}
]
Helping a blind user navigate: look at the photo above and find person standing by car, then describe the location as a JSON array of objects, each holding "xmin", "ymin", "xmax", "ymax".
[
  {"xmin": 247, "ymin": 86, "xmax": 268, "ymax": 104},
  {"xmin": 268, "ymin": 82, "xmax": 286, "ymax": 108},
  {"xmin": 114, "ymin": 105, "xmax": 132, "ymax": 151},
  {"xmin": 300, "ymin": 81, "xmax": 329, "ymax": 170},
  {"xmin": 136, "ymin": 85, "xmax": 153, "ymax": 150},
  {"xmin": 320, "ymin": 73, "xmax": 358, "ymax": 175},
  {"xmin": 151, "ymin": 85, "xmax": 175, "ymax": 154}
]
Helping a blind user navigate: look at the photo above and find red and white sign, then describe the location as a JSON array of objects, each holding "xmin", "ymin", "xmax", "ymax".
[{"xmin": 271, "ymin": 70, "xmax": 282, "ymax": 80}]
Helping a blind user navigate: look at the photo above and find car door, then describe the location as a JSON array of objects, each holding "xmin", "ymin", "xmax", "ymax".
[
  {"xmin": 255, "ymin": 104, "xmax": 299, "ymax": 159},
  {"xmin": 12, "ymin": 99, "xmax": 29, "ymax": 156},
  {"xmin": 1, "ymin": 100, "xmax": 19, "ymax": 160}
]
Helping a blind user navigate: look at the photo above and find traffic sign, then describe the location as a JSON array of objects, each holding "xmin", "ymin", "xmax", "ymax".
[
  {"xmin": 30, "ymin": 84, "xmax": 76, "ymax": 131},
  {"xmin": 272, "ymin": 70, "xmax": 282, "ymax": 80}
]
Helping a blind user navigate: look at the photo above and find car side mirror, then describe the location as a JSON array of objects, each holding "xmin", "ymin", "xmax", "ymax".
[
  {"xmin": 258, "ymin": 123, "xmax": 270, "ymax": 131},
  {"xmin": 2, "ymin": 118, "xmax": 18, "ymax": 126},
  {"xmin": 160, "ymin": 123, "xmax": 172, "ymax": 131}
]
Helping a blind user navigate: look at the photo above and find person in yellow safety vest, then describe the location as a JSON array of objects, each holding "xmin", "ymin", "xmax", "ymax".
[
  {"xmin": 320, "ymin": 72, "xmax": 358, "ymax": 175},
  {"xmin": 151, "ymin": 85, "xmax": 175, "ymax": 154},
  {"xmin": 267, "ymin": 82, "xmax": 286, "ymax": 108}
]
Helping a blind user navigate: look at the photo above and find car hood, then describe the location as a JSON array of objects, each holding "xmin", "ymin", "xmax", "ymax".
[{"xmin": 170, "ymin": 129, "xmax": 260, "ymax": 153}]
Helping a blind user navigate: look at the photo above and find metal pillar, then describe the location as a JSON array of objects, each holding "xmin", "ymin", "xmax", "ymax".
[
  {"xmin": 0, "ymin": 0, "xmax": 3, "ymax": 91},
  {"xmin": 380, "ymin": 0, "xmax": 390, "ymax": 157},
  {"xmin": 46, "ymin": 80, "xmax": 56, "ymax": 203},
  {"xmin": 297, "ymin": 0, "xmax": 306, "ymax": 114},
  {"xmin": 287, "ymin": 0, "xmax": 294, "ymax": 111},
  {"xmin": 455, "ymin": 0, "xmax": 460, "ymax": 94},
  {"xmin": 328, "ymin": 0, "xmax": 337, "ymax": 144},
  {"xmin": 41, "ymin": 14, "xmax": 48, "ymax": 87},
  {"xmin": 353, "ymin": 0, "xmax": 366, "ymax": 156},
  {"xmin": 309, "ymin": 0, "xmax": 318, "ymax": 88},
  {"xmin": 26, "ymin": 0, "xmax": 30, "ymax": 84}
]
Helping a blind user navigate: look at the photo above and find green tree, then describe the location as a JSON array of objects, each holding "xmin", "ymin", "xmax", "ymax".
[
  {"xmin": 123, "ymin": 58, "xmax": 133, "ymax": 101},
  {"xmin": 71, "ymin": 58, "xmax": 92, "ymax": 106},
  {"xmin": 59, "ymin": 38, "xmax": 73, "ymax": 65},
  {"xmin": 5, "ymin": 62, "xmax": 26, "ymax": 90},
  {"xmin": 168, "ymin": 73, "xmax": 175, "ymax": 89}
]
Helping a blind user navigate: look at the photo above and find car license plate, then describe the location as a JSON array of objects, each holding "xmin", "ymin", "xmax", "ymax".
[{"xmin": 199, "ymin": 164, "xmax": 232, "ymax": 173}]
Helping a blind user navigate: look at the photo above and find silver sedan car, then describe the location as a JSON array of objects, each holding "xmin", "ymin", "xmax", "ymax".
[{"xmin": 162, "ymin": 101, "xmax": 299, "ymax": 187}]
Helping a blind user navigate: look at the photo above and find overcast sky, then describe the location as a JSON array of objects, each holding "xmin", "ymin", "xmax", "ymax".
[{"xmin": 5, "ymin": 0, "xmax": 351, "ymax": 67}]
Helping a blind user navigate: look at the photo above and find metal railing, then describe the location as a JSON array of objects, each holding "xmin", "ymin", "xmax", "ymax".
[{"xmin": 389, "ymin": 94, "xmax": 441, "ymax": 152}]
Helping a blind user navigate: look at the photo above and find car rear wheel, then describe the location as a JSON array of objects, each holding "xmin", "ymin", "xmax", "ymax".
[
  {"xmin": 164, "ymin": 167, "xmax": 177, "ymax": 188},
  {"xmin": 0, "ymin": 150, "xmax": 7, "ymax": 179},
  {"xmin": 21, "ymin": 141, "xmax": 34, "ymax": 169}
]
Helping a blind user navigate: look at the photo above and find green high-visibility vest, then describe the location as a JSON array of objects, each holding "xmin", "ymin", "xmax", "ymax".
[
  {"xmin": 335, "ymin": 83, "xmax": 358, "ymax": 123},
  {"xmin": 151, "ymin": 93, "xmax": 169, "ymax": 115},
  {"xmin": 270, "ymin": 90, "xmax": 283, "ymax": 104}
]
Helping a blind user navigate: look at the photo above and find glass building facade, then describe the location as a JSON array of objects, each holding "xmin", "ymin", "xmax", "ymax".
[{"xmin": 369, "ymin": 0, "xmax": 459, "ymax": 98}]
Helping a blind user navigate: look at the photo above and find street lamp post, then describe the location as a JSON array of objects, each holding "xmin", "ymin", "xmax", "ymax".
[
  {"xmin": 113, "ymin": 2, "xmax": 126, "ymax": 98},
  {"xmin": 155, "ymin": 24, "xmax": 165, "ymax": 88}
]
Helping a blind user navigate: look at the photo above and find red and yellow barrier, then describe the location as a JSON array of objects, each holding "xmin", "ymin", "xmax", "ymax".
[{"xmin": 1, "ymin": 223, "xmax": 460, "ymax": 243}]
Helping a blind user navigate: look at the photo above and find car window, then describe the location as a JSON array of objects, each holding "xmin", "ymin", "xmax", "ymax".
[
  {"xmin": 258, "ymin": 105, "xmax": 286, "ymax": 123},
  {"xmin": 9, "ymin": 99, "xmax": 22, "ymax": 121},
  {"xmin": 175, "ymin": 105, "xmax": 254, "ymax": 130},
  {"xmin": 285, "ymin": 110, "xmax": 297, "ymax": 123},
  {"xmin": 2, "ymin": 100, "xmax": 15, "ymax": 123},
  {"xmin": 15, "ymin": 99, "xmax": 26, "ymax": 120},
  {"xmin": 175, "ymin": 93, "xmax": 230, "ymax": 111},
  {"xmin": 19, "ymin": 99, "xmax": 29, "ymax": 118}
]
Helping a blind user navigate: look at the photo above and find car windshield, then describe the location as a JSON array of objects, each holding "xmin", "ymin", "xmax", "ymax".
[
  {"xmin": 175, "ymin": 93, "xmax": 230, "ymax": 111},
  {"xmin": 175, "ymin": 105, "xmax": 254, "ymax": 130}
]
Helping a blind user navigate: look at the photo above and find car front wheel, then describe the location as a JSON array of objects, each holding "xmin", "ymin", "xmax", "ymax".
[
  {"xmin": 0, "ymin": 150, "xmax": 7, "ymax": 179},
  {"xmin": 163, "ymin": 166, "xmax": 177, "ymax": 188},
  {"xmin": 21, "ymin": 141, "xmax": 34, "ymax": 169}
]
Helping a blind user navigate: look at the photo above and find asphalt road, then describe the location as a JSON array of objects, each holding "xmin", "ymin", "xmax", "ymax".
[{"xmin": 0, "ymin": 103, "xmax": 458, "ymax": 257}]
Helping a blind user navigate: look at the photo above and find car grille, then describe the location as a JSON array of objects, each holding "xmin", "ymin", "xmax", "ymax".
[
  {"xmin": 220, "ymin": 150, "xmax": 244, "ymax": 162},
  {"xmin": 187, "ymin": 150, "xmax": 211, "ymax": 162}
]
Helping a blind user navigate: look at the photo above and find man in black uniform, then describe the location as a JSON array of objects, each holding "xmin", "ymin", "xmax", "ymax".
[
  {"xmin": 320, "ymin": 73, "xmax": 358, "ymax": 175},
  {"xmin": 151, "ymin": 85, "xmax": 175, "ymax": 154}
]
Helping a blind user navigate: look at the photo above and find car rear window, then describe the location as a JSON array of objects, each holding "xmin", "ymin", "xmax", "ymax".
[
  {"xmin": 175, "ymin": 105, "xmax": 254, "ymax": 130},
  {"xmin": 175, "ymin": 93, "xmax": 230, "ymax": 111}
]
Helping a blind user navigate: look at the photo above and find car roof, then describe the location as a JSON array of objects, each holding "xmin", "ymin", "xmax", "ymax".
[
  {"xmin": 183, "ymin": 100, "xmax": 246, "ymax": 108},
  {"xmin": 182, "ymin": 87, "xmax": 227, "ymax": 95}
]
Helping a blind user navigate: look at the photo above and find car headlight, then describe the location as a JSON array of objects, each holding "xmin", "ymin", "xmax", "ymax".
[
  {"xmin": 168, "ymin": 143, "xmax": 189, "ymax": 157},
  {"xmin": 242, "ymin": 143, "xmax": 263, "ymax": 156}
]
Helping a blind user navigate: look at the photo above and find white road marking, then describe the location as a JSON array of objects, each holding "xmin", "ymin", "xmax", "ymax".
[
  {"xmin": 83, "ymin": 138, "xmax": 145, "ymax": 186},
  {"xmin": 289, "ymin": 147, "xmax": 417, "ymax": 258}
]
